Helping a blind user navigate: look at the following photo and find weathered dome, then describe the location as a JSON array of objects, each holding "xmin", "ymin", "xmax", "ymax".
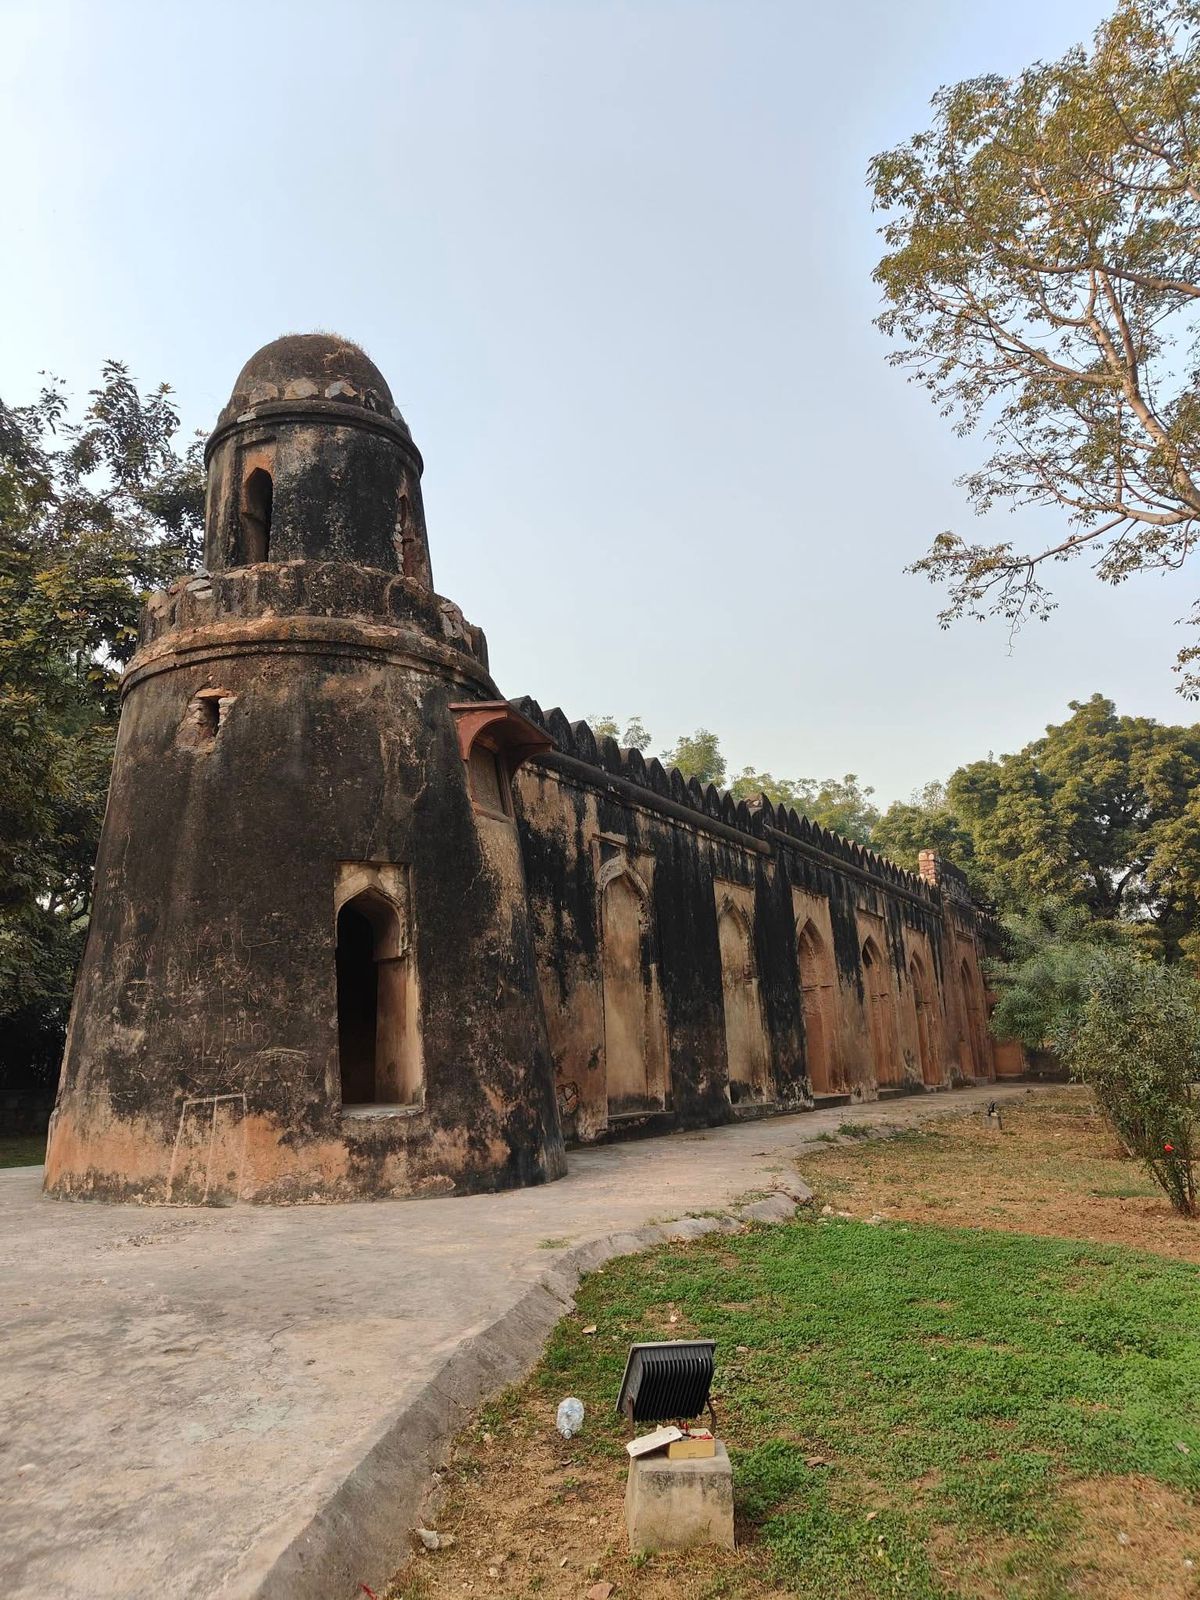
[{"xmin": 217, "ymin": 333, "xmax": 408, "ymax": 434}]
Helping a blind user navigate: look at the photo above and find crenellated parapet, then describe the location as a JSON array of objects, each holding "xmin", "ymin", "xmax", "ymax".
[{"xmin": 510, "ymin": 699, "xmax": 943, "ymax": 909}]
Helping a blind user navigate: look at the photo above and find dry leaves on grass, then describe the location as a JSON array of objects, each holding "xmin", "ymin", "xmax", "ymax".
[
  {"xmin": 803, "ymin": 1088, "xmax": 1200, "ymax": 1264},
  {"xmin": 1060, "ymin": 1475, "xmax": 1200, "ymax": 1600}
]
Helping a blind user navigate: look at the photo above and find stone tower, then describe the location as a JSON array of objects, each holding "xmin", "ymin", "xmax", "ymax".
[{"xmin": 45, "ymin": 334, "xmax": 567, "ymax": 1203}]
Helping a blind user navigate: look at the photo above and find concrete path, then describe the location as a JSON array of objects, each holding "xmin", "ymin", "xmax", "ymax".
[{"xmin": 0, "ymin": 1083, "xmax": 1033, "ymax": 1600}]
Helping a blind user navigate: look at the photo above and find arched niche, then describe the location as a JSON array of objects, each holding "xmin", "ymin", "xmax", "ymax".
[
  {"xmin": 958, "ymin": 955, "xmax": 990, "ymax": 1080},
  {"xmin": 717, "ymin": 896, "xmax": 772, "ymax": 1104},
  {"xmin": 797, "ymin": 918, "xmax": 838, "ymax": 1094},
  {"xmin": 909, "ymin": 951, "xmax": 939, "ymax": 1085},
  {"xmin": 598, "ymin": 861, "xmax": 670, "ymax": 1118},
  {"xmin": 335, "ymin": 871, "xmax": 421, "ymax": 1110},
  {"xmin": 230, "ymin": 451, "xmax": 276, "ymax": 569},
  {"xmin": 450, "ymin": 701, "xmax": 555, "ymax": 820},
  {"xmin": 861, "ymin": 935, "xmax": 898, "ymax": 1087}
]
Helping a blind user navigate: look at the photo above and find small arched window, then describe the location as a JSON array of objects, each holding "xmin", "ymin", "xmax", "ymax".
[
  {"xmin": 336, "ymin": 886, "xmax": 421, "ymax": 1108},
  {"xmin": 240, "ymin": 468, "xmax": 273, "ymax": 564},
  {"xmin": 468, "ymin": 740, "xmax": 511, "ymax": 817}
]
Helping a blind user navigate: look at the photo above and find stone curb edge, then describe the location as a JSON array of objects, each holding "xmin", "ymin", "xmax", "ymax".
[{"xmin": 216, "ymin": 1185, "xmax": 810, "ymax": 1600}]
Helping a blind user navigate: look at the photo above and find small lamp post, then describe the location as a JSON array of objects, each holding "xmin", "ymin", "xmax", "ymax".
[
  {"xmin": 616, "ymin": 1339, "xmax": 734, "ymax": 1554},
  {"xmin": 615, "ymin": 1339, "xmax": 717, "ymax": 1433}
]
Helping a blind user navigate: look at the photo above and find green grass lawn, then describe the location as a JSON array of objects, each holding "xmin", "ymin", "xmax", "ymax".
[
  {"xmin": 0, "ymin": 1135, "xmax": 46, "ymax": 1168},
  {"xmin": 476, "ymin": 1215, "xmax": 1200, "ymax": 1599}
]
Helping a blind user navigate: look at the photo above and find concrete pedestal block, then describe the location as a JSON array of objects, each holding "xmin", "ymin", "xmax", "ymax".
[{"xmin": 624, "ymin": 1441, "xmax": 735, "ymax": 1552}]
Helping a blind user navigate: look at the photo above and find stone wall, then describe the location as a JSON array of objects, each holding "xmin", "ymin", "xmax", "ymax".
[
  {"xmin": 41, "ymin": 333, "xmax": 1020, "ymax": 1205},
  {"xmin": 512, "ymin": 704, "xmax": 1008, "ymax": 1144}
]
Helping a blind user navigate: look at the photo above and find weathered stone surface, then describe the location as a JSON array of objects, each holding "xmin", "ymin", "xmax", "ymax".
[
  {"xmin": 625, "ymin": 1443, "xmax": 735, "ymax": 1552},
  {"xmin": 45, "ymin": 335, "xmax": 564, "ymax": 1205},
  {"xmin": 738, "ymin": 1189, "xmax": 808, "ymax": 1223},
  {"xmin": 44, "ymin": 330, "xmax": 1023, "ymax": 1209},
  {"xmin": 513, "ymin": 730, "xmax": 1014, "ymax": 1149},
  {"xmin": 5, "ymin": 1085, "xmax": 1034, "ymax": 1600}
]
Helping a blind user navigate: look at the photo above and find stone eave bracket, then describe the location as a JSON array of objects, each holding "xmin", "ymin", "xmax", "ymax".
[{"xmin": 449, "ymin": 700, "xmax": 556, "ymax": 778}]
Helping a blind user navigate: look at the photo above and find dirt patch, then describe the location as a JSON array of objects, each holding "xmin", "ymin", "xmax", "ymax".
[
  {"xmin": 387, "ymin": 1419, "xmax": 786, "ymax": 1600},
  {"xmin": 926, "ymin": 1524, "xmax": 1039, "ymax": 1600},
  {"xmin": 803, "ymin": 1088, "xmax": 1200, "ymax": 1263},
  {"xmin": 1061, "ymin": 1474, "xmax": 1200, "ymax": 1598}
]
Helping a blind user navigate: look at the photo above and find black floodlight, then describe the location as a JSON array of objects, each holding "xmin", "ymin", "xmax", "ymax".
[{"xmin": 616, "ymin": 1340, "xmax": 717, "ymax": 1430}]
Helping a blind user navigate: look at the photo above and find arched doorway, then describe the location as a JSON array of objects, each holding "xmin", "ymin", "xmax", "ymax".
[
  {"xmin": 797, "ymin": 919, "xmax": 837, "ymax": 1093},
  {"xmin": 909, "ymin": 953, "xmax": 939, "ymax": 1085},
  {"xmin": 862, "ymin": 937, "xmax": 898, "ymax": 1087},
  {"xmin": 336, "ymin": 889, "xmax": 421, "ymax": 1108},
  {"xmin": 718, "ymin": 901, "xmax": 772, "ymax": 1103},
  {"xmin": 601, "ymin": 868, "xmax": 669, "ymax": 1117}
]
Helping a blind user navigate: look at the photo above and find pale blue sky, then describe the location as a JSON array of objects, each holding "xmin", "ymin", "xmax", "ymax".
[{"xmin": 2, "ymin": 0, "xmax": 1191, "ymax": 802}]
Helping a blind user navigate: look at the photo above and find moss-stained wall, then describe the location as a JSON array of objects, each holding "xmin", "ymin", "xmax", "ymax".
[
  {"xmin": 44, "ymin": 569, "xmax": 567, "ymax": 1203},
  {"xmin": 44, "ymin": 334, "xmax": 1018, "ymax": 1206},
  {"xmin": 513, "ymin": 704, "xmax": 1008, "ymax": 1143}
]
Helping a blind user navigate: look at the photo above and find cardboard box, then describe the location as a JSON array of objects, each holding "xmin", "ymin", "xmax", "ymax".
[
  {"xmin": 667, "ymin": 1431, "xmax": 716, "ymax": 1460},
  {"xmin": 626, "ymin": 1425, "xmax": 683, "ymax": 1458}
]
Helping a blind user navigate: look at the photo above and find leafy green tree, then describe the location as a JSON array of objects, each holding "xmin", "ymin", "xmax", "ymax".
[
  {"xmin": 728, "ymin": 767, "xmax": 808, "ymax": 809},
  {"xmin": 660, "ymin": 728, "xmax": 727, "ymax": 787},
  {"xmin": 987, "ymin": 899, "xmax": 1127, "ymax": 1050},
  {"xmin": 589, "ymin": 714, "xmax": 651, "ymax": 752},
  {"xmin": 622, "ymin": 715, "xmax": 651, "ymax": 753},
  {"xmin": 947, "ymin": 695, "xmax": 1200, "ymax": 954},
  {"xmin": 797, "ymin": 775, "xmax": 880, "ymax": 843},
  {"xmin": 870, "ymin": 0, "xmax": 1200, "ymax": 688},
  {"xmin": 0, "ymin": 363, "xmax": 203, "ymax": 1094},
  {"xmin": 1059, "ymin": 952, "xmax": 1200, "ymax": 1214},
  {"xmin": 872, "ymin": 780, "xmax": 975, "ymax": 874},
  {"xmin": 729, "ymin": 768, "xmax": 879, "ymax": 842}
]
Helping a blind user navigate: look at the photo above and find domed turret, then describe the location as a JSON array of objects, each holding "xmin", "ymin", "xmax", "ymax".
[
  {"xmin": 217, "ymin": 333, "xmax": 404, "ymax": 429},
  {"xmin": 203, "ymin": 332, "xmax": 432, "ymax": 585},
  {"xmin": 44, "ymin": 335, "xmax": 565, "ymax": 1205}
]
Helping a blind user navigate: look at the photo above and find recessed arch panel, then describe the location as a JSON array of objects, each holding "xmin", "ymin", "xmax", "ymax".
[
  {"xmin": 959, "ymin": 955, "xmax": 990, "ymax": 1080},
  {"xmin": 909, "ymin": 951, "xmax": 939, "ymax": 1085},
  {"xmin": 717, "ymin": 896, "xmax": 772, "ymax": 1103},
  {"xmin": 797, "ymin": 917, "xmax": 838, "ymax": 1094},
  {"xmin": 861, "ymin": 935, "xmax": 898, "ymax": 1087},
  {"xmin": 600, "ymin": 865, "xmax": 669, "ymax": 1118}
]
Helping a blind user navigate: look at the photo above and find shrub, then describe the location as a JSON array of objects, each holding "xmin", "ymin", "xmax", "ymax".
[
  {"xmin": 988, "ymin": 899, "xmax": 1126, "ymax": 1052},
  {"xmin": 1059, "ymin": 955, "xmax": 1200, "ymax": 1217}
]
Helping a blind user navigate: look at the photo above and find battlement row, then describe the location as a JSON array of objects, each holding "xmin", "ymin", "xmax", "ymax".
[{"xmin": 510, "ymin": 698, "xmax": 940, "ymax": 907}]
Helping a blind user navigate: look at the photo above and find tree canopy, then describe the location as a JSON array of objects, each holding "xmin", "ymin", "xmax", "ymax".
[
  {"xmin": 871, "ymin": 0, "xmax": 1200, "ymax": 690},
  {"xmin": 591, "ymin": 716, "xmax": 883, "ymax": 840},
  {"xmin": 728, "ymin": 769, "xmax": 882, "ymax": 843},
  {"xmin": 951, "ymin": 694, "xmax": 1200, "ymax": 935},
  {"xmin": 986, "ymin": 897, "xmax": 1129, "ymax": 1049},
  {"xmin": 871, "ymin": 694, "xmax": 1200, "ymax": 958},
  {"xmin": 659, "ymin": 728, "xmax": 728, "ymax": 787},
  {"xmin": 589, "ymin": 714, "xmax": 651, "ymax": 753},
  {"xmin": 872, "ymin": 781, "xmax": 974, "ymax": 874},
  {"xmin": 0, "ymin": 364, "xmax": 203, "ymax": 1089}
]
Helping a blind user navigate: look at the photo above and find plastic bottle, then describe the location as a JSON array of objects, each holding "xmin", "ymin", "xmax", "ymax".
[{"xmin": 555, "ymin": 1397, "xmax": 585, "ymax": 1438}]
